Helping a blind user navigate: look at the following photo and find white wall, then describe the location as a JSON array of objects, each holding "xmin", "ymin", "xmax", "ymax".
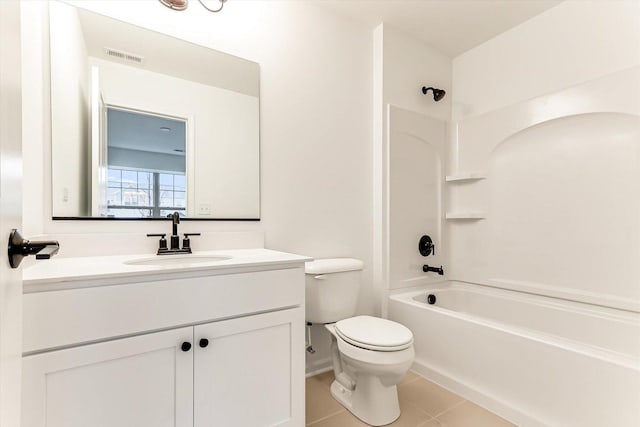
[
  {"xmin": 21, "ymin": 0, "xmax": 373, "ymax": 374},
  {"xmin": 449, "ymin": 0, "xmax": 640, "ymax": 310},
  {"xmin": 49, "ymin": 2, "xmax": 89, "ymax": 217}
]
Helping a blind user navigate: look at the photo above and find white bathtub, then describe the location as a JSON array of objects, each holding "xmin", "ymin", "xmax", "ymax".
[{"xmin": 388, "ymin": 282, "xmax": 640, "ymax": 427}]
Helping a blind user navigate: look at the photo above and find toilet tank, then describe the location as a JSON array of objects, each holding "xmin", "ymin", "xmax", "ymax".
[{"xmin": 305, "ymin": 258, "xmax": 364, "ymax": 324}]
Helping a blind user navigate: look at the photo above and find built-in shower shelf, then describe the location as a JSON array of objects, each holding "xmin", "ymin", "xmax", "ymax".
[
  {"xmin": 445, "ymin": 172, "xmax": 485, "ymax": 182},
  {"xmin": 446, "ymin": 212, "xmax": 486, "ymax": 220}
]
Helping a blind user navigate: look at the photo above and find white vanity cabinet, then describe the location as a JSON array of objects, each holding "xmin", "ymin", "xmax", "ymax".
[
  {"xmin": 22, "ymin": 327, "xmax": 195, "ymax": 427},
  {"xmin": 193, "ymin": 309, "xmax": 302, "ymax": 426},
  {"xmin": 22, "ymin": 254, "xmax": 307, "ymax": 427}
]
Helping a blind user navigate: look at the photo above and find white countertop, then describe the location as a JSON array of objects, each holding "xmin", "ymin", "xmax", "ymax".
[{"xmin": 23, "ymin": 248, "xmax": 311, "ymax": 288}]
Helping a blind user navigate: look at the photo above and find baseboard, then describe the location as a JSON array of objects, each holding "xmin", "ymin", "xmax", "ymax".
[
  {"xmin": 410, "ymin": 358, "xmax": 546, "ymax": 427},
  {"xmin": 305, "ymin": 357, "xmax": 332, "ymax": 378},
  {"xmin": 306, "ymin": 365, "xmax": 333, "ymax": 378}
]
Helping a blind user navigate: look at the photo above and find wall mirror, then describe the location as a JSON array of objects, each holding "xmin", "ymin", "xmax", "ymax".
[{"xmin": 49, "ymin": 2, "xmax": 260, "ymax": 220}]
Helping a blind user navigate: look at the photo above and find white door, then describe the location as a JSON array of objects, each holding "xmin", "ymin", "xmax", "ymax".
[
  {"xmin": 0, "ymin": 2, "xmax": 23, "ymax": 426},
  {"xmin": 22, "ymin": 327, "xmax": 194, "ymax": 427},
  {"xmin": 194, "ymin": 308, "xmax": 305, "ymax": 427}
]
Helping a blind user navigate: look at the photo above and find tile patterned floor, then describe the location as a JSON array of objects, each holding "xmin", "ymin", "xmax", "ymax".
[{"xmin": 306, "ymin": 371, "xmax": 517, "ymax": 427}]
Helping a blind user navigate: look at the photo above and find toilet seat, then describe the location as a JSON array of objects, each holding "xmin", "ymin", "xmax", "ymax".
[{"xmin": 335, "ymin": 316, "xmax": 413, "ymax": 352}]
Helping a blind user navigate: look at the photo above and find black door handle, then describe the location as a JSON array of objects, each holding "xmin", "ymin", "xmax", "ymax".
[
  {"xmin": 199, "ymin": 338, "xmax": 209, "ymax": 348},
  {"xmin": 8, "ymin": 229, "xmax": 59, "ymax": 268},
  {"xmin": 181, "ymin": 342, "xmax": 192, "ymax": 352}
]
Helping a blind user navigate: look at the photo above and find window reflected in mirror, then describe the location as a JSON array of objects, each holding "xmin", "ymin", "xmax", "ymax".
[{"xmin": 102, "ymin": 108, "xmax": 187, "ymax": 218}]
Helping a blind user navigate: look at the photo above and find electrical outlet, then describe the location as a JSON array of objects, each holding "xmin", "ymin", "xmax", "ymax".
[{"xmin": 198, "ymin": 203, "xmax": 212, "ymax": 215}]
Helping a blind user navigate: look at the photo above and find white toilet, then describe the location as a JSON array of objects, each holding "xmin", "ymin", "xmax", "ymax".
[{"xmin": 305, "ymin": 258, "xmax": 414, "ymax": 426}]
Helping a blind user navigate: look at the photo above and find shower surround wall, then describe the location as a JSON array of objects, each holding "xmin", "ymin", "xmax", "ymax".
[
  {"xmin": 389, "ymin": 69, "xmax": 640, "ymax": 425},
  {"xmin": 449, "ymin": 0, "xmax": 640, "ymax": 310}
]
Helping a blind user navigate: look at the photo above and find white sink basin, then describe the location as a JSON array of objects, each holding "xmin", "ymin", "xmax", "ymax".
[{"xmin": 124, "ymin": 255, "xmax": 231, "ymax": 266}]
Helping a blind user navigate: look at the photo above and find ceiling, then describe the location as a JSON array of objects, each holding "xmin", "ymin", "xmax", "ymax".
[
  {"xmin": 315, "ymin": 0, "xmax": 562, "ymax": 57},
  {"xmin": 107, "ymin": 108, "xmax": 186, "ymax": 155}
]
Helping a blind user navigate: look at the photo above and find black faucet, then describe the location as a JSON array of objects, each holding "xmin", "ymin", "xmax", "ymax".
[
  {"xmin": 147, "ymin": 212, "xmax": 200, "ymax": 255},
  {"xmin": 423, "ymin": 264, "xmax": 444, "ymax": 275},
  {"xmin": 168, "ymin": 211, "xmax": 181, "ymax": 250}
]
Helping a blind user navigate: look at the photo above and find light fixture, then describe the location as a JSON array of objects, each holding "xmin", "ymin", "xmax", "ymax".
[
  {"xmin": 159, "ymin": 0, "xmax": 228, "ymax": 13},
  {"xmin": 197, "ymin": 0, "xmax": 227, "ymax": 13},
  {"xmin": 160, "ymin": 127, "xmax": 172, "ymax": 132},
  {"xmin": 159, "ymin": 0, "xmax": 188, "ymax": 11}
]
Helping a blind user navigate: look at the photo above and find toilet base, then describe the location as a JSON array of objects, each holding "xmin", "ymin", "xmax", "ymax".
[{"xmin": 330, "ymin": 377, "xmax": 400, "ymax": 426}]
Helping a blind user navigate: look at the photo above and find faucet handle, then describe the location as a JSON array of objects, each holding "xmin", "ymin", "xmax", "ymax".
[
  {"xmin": 182, "ymin": 233, "xmax": 201, "ymax": 251},
  {"xmin": 418, "ymin": 235, "xmax": 435, "ymax": 256},
  {"xmin": 147, "ymin": 233, "xmax": 168, "ymax": 251}
]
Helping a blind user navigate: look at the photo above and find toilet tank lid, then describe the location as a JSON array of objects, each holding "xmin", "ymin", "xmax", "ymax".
[{"xmin": 305, "ymin": 258, "xmax": 364, "ymax": 275}]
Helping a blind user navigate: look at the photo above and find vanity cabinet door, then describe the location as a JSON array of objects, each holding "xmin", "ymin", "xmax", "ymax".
[
  {"xmin": 22, "ymin": 327, "xmax": 194, "ymax": 427},
  {"xmin": 193, "ymin": 307, "xmax": 304, "ymax": 427}
]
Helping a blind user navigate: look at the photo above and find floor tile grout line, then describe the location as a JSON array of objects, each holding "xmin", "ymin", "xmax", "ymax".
[
  {"xmin": 404, "ymin": 400, "xmax": 438, "ymax": 421},
  {"xmin": 306, "ymin": 408, "xmax": 347, "ymax": 426},
  {"xmin": 432, "ymin": 398, "xmax": 467, "ymax": 419},
  {"xmin": 417, "ymin": 417, "xmax": 437, "ymax": 427}
]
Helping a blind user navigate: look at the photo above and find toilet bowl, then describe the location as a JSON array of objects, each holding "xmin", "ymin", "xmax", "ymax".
[
  {"xmin": 305, "ymin": 259, "xmax": 415, "ymax": 426},
  {"xmin": 326, "ymin": 316, "xmax": 414, "ymax": 426}
]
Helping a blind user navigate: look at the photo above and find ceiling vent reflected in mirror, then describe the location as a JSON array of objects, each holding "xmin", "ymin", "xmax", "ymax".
[{"xmin": 104, "ymin": 47, "xmax": 144, "ymax": 65}]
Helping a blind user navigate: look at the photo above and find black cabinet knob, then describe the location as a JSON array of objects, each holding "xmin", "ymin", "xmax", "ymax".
[
  {"xmin": 181, "ymin": 342, "xmax": 192, "ymax": 352},
  {"xmin": 199, "ymin": 338, "xmax": 209, "ymax": 348}
]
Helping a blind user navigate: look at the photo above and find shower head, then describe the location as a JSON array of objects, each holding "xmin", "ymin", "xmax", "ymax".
[{"xmin": 422, "ymin": 86, "xmax": 446, "ymax": 102}]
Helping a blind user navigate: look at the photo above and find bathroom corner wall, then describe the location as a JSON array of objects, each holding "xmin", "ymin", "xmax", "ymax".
[
  {"xmin": 450, "ymin": 0, "xmax": 640, "ymax": 310},
  {"xmin": 372, "ymin": 24, "xmax": 452, "ymax": 314}
]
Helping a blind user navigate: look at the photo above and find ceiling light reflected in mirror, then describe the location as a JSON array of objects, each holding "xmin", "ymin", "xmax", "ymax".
[{"xmin": 158, "ymin": 0, "xmax": 228, "ymax": 13}]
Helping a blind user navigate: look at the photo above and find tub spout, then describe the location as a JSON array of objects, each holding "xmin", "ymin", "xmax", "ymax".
[{"xmin": 423, "ymin": 264, "xmax": 444, "ymax": 275}]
